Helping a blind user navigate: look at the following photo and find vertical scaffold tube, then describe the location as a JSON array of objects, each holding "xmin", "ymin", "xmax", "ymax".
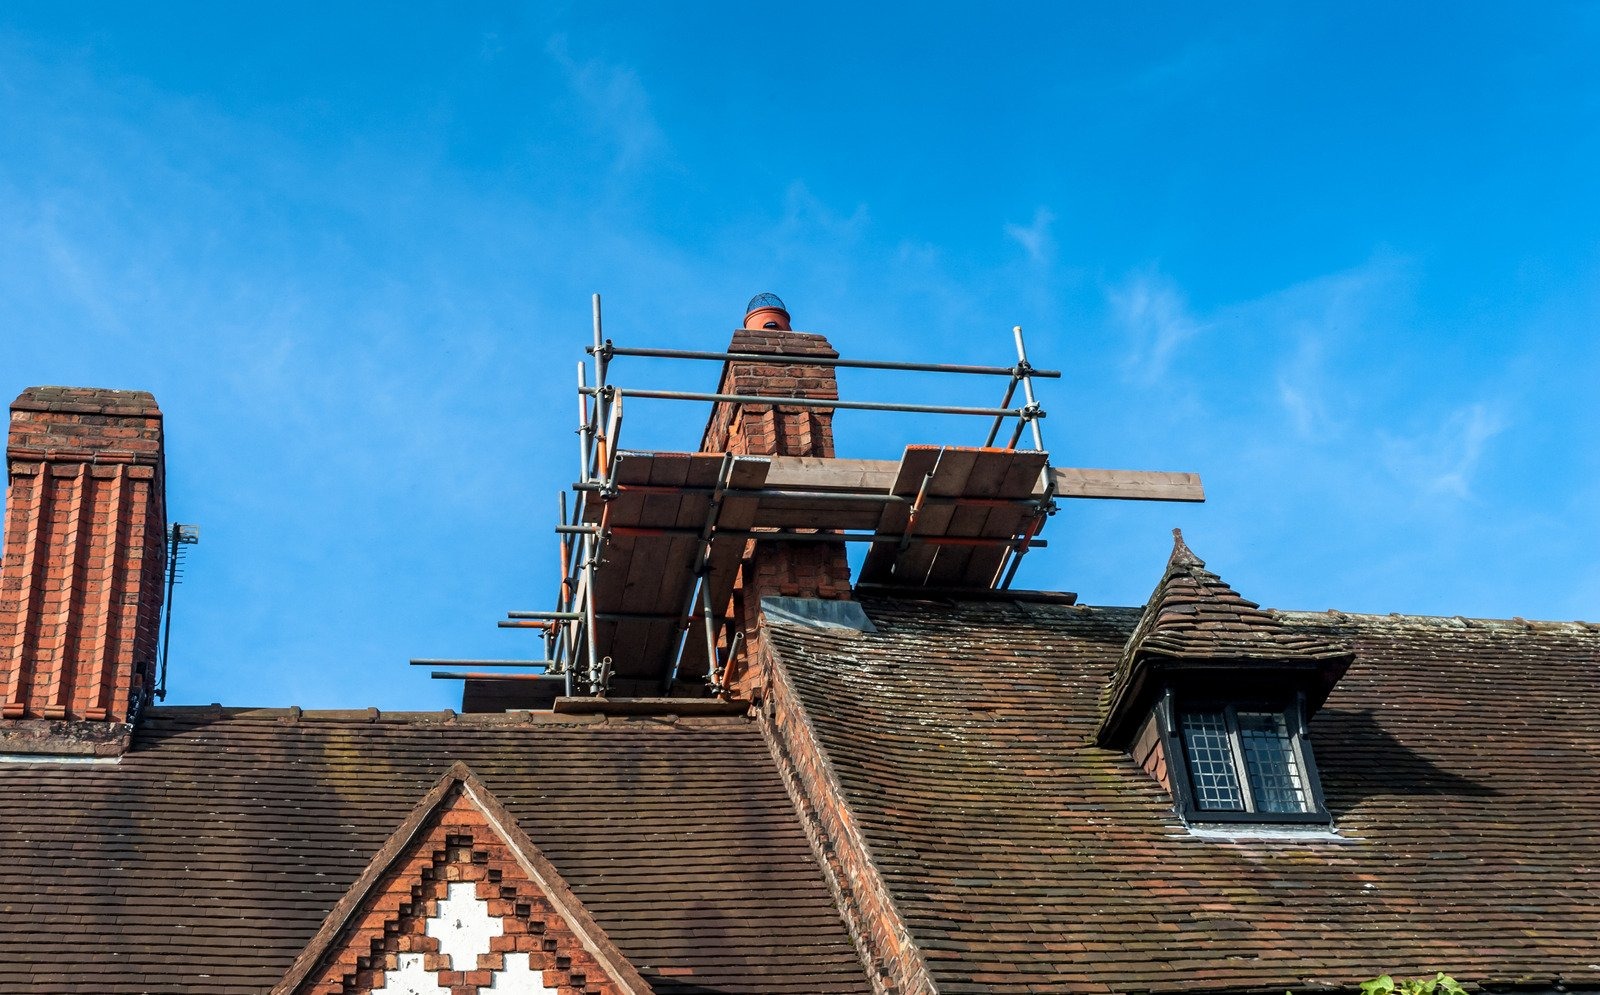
[
  {"xmin": 557, "ymin": 491, "xmax": 572, "ymax": 694},
  {"xmin": 584, "ymin": 532, "xmax": 600, "ymax": 695},
  {"xmin": 576, "ymin": 363, "xmax": 592, "ymax": 483},
  {"xmin": 1013, "ymin": 325, "xmax": 1046, "ymax": 451}
]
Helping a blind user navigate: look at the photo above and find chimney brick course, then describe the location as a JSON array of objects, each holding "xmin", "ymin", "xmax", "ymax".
[
  {"xmin": 699, "ymin": 328, "xmax": 841, "ymax": 459},
  {"xmin": 701, "ymin": 309, "xmax": 855, "ymax": 698},
  {"xmin": 0, "ymin": 387, "xmax": 166, "ymax": 746}
]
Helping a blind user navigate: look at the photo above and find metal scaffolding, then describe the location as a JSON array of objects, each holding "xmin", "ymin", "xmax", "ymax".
[{"xmin": 418, "ymin": 293, "xmax": 1070, "ymax": 699}]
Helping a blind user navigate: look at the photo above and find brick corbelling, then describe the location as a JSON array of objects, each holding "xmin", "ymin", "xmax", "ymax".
[
  {"xmin": 756, "ymin": 636, "xmax": 937, "ymax": 995},
  {"xmin": 12, "ymin": 386, "xmax": 162, "ymax": 414},
  {"xmin": 9, "ymin": 407, "xmax": 164, "ymax": 467}
]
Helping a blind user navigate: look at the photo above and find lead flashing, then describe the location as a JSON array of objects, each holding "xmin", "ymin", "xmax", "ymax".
[{"xmin": 762, "ymin": 596, "xmax": 877, "ymax": 633}]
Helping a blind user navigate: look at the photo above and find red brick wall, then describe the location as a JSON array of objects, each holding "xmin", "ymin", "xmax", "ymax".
[
  {"xmin": 758, "ymin": 641, "xmax": 935, "ymax": 995},
  {"xmin": 0, "ymin": 387, "xmax": 166, "ymax": 723}
]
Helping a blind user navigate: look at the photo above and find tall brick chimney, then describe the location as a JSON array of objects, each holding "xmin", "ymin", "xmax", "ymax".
[
  {"xmin": 0, "ymin": 387, "xmax": 167, "ymax": 754},
  {"xmin": 703, "ymin": 295, "xmax": 852, "ymax": 695}
]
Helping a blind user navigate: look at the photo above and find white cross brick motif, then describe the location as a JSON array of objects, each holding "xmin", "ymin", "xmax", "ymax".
[
  {"xmin": 428, "ymin": 881, "xmax": 504, "ymax": 970},
  {"xmin": 299, "ymin": 779, "xmax": 650, "ymax": 995},
  {"xmin": 374, "ymin": 953, "xmax": 449, "ymax": 995},
  {"xmin": 374, "ymin": 883, "xmax": 560, "ymax": 993},
  {"xmin": 489, "ymin": 953, "xmax": 560, "ymax": 993}
]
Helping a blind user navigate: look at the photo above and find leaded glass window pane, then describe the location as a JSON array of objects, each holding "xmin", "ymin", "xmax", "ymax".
[
  {"xmin": 1236, "ymin": 711, "xmax": 1309, "ymax": 813},
  {"xmin": 1179, "ymin": 709, "xmax": 1243, "ymax": 810}
]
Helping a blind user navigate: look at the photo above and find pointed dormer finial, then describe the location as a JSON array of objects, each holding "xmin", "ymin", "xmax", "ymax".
[{"xmin": 1169, "ymin": 527, "xmax": 1202, "ymax": 568}]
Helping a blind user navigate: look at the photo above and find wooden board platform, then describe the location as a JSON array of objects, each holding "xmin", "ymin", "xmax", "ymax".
[
  {"xmin": 575, "ymin": 447, "xmax": 1203, "ymax": 689},
  {"xmin": 586, "ymin": 452, "xmax": 769, "ymax": 683},
  {"xmin": 856, "ymin": 447, "xmax": 1049, "ymax": 587}
]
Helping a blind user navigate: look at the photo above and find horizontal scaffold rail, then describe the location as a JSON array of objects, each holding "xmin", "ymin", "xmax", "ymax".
[
  {"xmin": 573, "ymin": 524, "xmax": 1049, "ymax": 547},
  {"xmin": 503, "ymin": 610, "xmax": 682, "ymax": 622},
  {"xmin": 578, "ymin": 385, "xmax": 1029, "ymax": 419},
  {"xmin": 589, "ymin": 343, "xmax": 1063, "ymax": 379},
  {"xmin": 430, "ymin": 672, "xmax": 564, "ymax": 681},
  {"xmin": 410, "ymin": 658, "xmax": 556, "ymax": 668}
]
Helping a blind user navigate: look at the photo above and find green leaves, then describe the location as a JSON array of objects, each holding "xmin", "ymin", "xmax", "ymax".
[
  {"xmin": 1360, "ymin": 976, "xmax": 1397, "ymax": 995},
  {"xmin": 1358, "ymin": 973, "xmax": 1466, "ymax": 995}
]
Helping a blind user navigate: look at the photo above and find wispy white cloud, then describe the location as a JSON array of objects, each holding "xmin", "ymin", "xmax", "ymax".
[
  {"xmin": 1103, "ymin": 252, "xmax": 1517, "ymax": 510},
  {"xmin": 1275, "ymin": 335, "xmax": 1326, "ymax": 438},
  {"xmin": 544, "ymin": 34, "xmax": 664, "ymax": 174},
  {"xmin": 31, "ymin": 202, "xmax": 129, "ymax": 336},
  {"xmin": 1245, "ymin": 254, "xmax": 1410, "ymax": 438},
  {"xmin": 779, "ymin": 181, "xmax": 870, "ymax": 246},
  {"xmin": 1198, "ymin": 254, "xmax": 1507, "ymax": 505},
  {"xmin": 1004, "ymin": 206, "xmax": 1055, "ymax": 264},
  {"xmin": 1125, "ymin": 41, "xmax": 1231, "ymax": 96},
  {"xmin": 478, "ymin": 30, "xmax": 507, "ymax": 62},
  {"xmin": 1108, "ymin": 267, "xmax": 1207, "ymax": 384},
  {"xmin": 1380, "ymin": 402, "xmax": 1507, "ymax": 499}
]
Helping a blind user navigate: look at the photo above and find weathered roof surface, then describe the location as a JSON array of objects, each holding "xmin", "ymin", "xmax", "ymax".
[
  {"xmin": 0, "ymin": 708, "xmax": 870, "ymax": 995},
  {"xmin": 767, "ymin": 596, "xmax": 1600, "ymax": 994}
]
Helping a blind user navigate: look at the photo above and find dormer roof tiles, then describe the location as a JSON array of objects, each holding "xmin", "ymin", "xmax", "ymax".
[
  {"xmin": 1129, "ymin": 529, "xmax": 1351, "ymax": 662},
  {"xmin": 1097, "ymin": 531, "xmax": 1354, "ymax": 745}
]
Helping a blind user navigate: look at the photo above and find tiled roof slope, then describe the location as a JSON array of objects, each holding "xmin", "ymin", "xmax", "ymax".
[
  {"xmin": 0, "ymin": 708, "xmax": 871, "ymax": 995},
  {"xmin": 766, "ymin": 597, "xmax": 1600, "ymax": 994}
]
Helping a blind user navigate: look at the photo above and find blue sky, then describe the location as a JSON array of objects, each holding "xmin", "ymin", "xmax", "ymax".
[{"xmin": 3, "ymin": 5, "xmax": 1597, "ymax": 709}]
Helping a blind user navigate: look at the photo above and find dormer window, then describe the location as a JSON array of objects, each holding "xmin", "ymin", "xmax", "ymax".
[
  {"xmin": 1162, "ymin": 693, "xmax": 1329, "ymax": 824},
  {"xmin": 1096, "ymin": 531, "xmax": 1351, "ymax": 830}
]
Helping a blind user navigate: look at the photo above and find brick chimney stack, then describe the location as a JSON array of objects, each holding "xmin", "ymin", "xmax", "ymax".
[
  {"xmin": 702, "ymin": 295, "xmax": 852, "ymax": 695},
  {"xmin": 701, "ymin": 293, "xmax": 843, "ymax": 461},
  {"xmin": 0, "ymin": 387, "xmax": 167, "ymax": 753}
]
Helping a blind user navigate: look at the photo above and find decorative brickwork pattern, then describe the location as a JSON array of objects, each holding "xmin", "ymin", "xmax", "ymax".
[
  {"xmin": 0, "ymin": 387, "xmax": 165, "ymax": 737},
  {"xmin": 286, "ymin": 765, "xmax": 650, "ymax": 995},
  {"xmin": 699, "ymin": 328, "xmax": 840, "ymax": 460}
]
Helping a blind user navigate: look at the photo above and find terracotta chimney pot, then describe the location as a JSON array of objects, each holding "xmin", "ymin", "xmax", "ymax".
[{"xmin": 743, "ymin": 292, "xmax": 792, "ymax": 331}]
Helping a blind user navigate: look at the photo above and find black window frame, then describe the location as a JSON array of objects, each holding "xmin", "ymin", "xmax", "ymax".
[{"xmin": 1157, "ymin": 689, "xmax": 1332, "ymax": 826}]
